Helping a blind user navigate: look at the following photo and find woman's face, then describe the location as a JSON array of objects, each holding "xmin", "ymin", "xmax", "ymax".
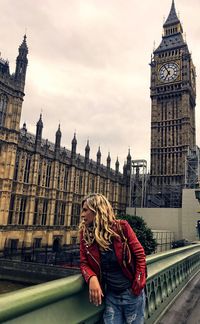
[{"xmin": 81, "ymin": 201, "xmax": 96, "ymax": 227}]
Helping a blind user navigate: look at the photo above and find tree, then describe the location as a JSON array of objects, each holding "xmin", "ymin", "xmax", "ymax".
[{"xmin": 119, "ymin": 214, "xmax": 157, "ymax": 255}]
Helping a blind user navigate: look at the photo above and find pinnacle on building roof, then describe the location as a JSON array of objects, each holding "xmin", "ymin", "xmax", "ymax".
[
  {"xmin": 97, "ymin": 146, "xmax": 101, "ymax": 157},
  {"xmin": 127, "ymin": 148, "xmax": 131, "ymax": 160},
  {"xmin": 85, "ymin": 140, "xmax": 90, "ymax": 152},
  {"xmin": 56, "ymin": 124, "xmax": 61, "ymax": 136},
  {"xmin": 19, "ymin": 34, "xmax": 28, "ymax": 52},
  {"xmin": 163, "ymin": 0, "xmax": 180, "ymax": 27},
  {"xmin": 107, "ymin": 152, "xmax": 111, "ymax": 162},
  {"xmin": 116, "ymin": 156, "xmax": 119, "ymax": 166},
  {"xmin": 37, "ymin": 114, "xmax": 43, "ymax": 127},
  {"xmin": 72, "ymin": 133, "xmax": 77, "ymax": 145},
  {"xmin": 115, "ymin": 157, "xmax": 119, "ymax": 172}
]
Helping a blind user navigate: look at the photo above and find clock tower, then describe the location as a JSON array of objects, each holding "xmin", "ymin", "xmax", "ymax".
[{"xmin": 150, "ymin": 0, "xmax": 196, "ymax": 207}]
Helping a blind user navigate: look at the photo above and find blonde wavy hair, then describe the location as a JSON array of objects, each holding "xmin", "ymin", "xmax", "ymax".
[{"xmin": 79, "ymin": 193, "xmax": 119, "ymax": 250}]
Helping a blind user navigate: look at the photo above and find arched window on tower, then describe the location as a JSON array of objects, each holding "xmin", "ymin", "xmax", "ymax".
[
  {"xmin": 24, "ymin": 155, "xmax": 31, "ymax": 183},
  {"xmin": 0, "ymin": 94, "xmax": 8, "ymax": 127},
  {"xmin": 41, "ymin": 199, "xmax": 48, "ymax": 225},
  {"xmin": 14, "ymin": 153, "xmax": 20, "ymax": 181},
  {"xmin": 18, "ymin": 196, "xmax": 27, "ymax": 225}
]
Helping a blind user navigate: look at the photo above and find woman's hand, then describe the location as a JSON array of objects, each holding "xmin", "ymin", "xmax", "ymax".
[{"xmin": 89, "ymin": 276, "xmax": 104, "ymax": 306}]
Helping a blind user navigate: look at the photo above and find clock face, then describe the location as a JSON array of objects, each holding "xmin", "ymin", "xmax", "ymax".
[{"xmin": 159, "ymin": 62, "xmax": 180, "ymax": 83}]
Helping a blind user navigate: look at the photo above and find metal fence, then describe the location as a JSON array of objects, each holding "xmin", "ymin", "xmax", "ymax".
[{"xmin": 0, "ymin": 244, "xmax": 80, "ymax": 268}]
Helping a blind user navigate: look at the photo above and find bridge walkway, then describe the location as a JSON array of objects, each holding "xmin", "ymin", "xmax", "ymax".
[{"xmin": 159, "ymin": 270, "xmax": 200, "ymax": 324}]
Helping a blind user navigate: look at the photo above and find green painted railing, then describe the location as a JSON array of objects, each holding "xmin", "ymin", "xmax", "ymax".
[{"xmin": 0, "ymin": 243, "xmax": 200, "ymax": 324}]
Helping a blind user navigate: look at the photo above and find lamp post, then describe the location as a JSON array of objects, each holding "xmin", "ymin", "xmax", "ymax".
[{"xmin": 195, "ymin": 189, "xmax": 200, "ymax": 240}]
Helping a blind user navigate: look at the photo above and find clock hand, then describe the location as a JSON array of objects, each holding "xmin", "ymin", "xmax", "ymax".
[
  {"xmin": 164, "ymin": 70, "xmax": 170, "ymax": 80},
  {"xmin": 163, "ymin": 65, "xmax": 170, "ymax": 74}
]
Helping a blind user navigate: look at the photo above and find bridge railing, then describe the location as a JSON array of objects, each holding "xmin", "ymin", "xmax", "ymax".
[
  {"xmin": 145, "ymin": 243, "xmax": 200, "ymax": 323},
  {"xmin": 0, "ymin": 243, "xmax": 200, "ymax": 324}
]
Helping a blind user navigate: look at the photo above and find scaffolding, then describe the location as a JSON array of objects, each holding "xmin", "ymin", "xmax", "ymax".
[
  {"xmin": 185, "ymin": 146, "xmax": 200, "ymax": 188},
  {"xmin": 129, "ymin": 160, "xmax": 148, "ymax": 208},
  {"xmin": 130, "ymin": 146, "xmax": 200, "ymax": 209}
]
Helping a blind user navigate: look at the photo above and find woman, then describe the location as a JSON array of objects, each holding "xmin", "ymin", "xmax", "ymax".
[{"xmin": 79, "ymin": 193, "xmax": 146, "ymax": 324}]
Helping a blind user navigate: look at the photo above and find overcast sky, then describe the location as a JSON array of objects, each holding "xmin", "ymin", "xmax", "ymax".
[{"xmin": 1, "ymin": 0, "xmax": 200, "ymax": 171}]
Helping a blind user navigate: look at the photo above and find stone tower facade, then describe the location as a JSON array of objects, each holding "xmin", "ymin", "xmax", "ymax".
[
  {"xmin": 0, "ymin": 37, "xmax": 131, "ymax": 251},
  {"xmin": 0, "ymin": 36, "xmax": 28, "ymax": 229},
  {"xmin": 150, "ymin": 1, "xmax": 196, "ymax": 207}
]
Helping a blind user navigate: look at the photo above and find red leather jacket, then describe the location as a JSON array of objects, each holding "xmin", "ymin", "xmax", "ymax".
[{"xmin": 80, "ymin": 220, "xmax": 146, "ymax": 295}]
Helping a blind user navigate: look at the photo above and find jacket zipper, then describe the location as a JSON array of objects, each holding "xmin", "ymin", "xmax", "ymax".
[{"xmin": 87, "ymin": 249, "xmax": 102, "ymax": 281}]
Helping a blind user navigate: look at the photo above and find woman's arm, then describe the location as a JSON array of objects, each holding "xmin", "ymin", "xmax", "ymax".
[
  {"xmin": 79, "ymin": 232, "xmax": 104, "ymax": 305},
  {"xmin": 79, "ymin": 232, "xmax": 96, "ymax": 283}
]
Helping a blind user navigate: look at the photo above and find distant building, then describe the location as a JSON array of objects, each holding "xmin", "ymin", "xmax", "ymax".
[
  {"xmin": 149, "ymin": 0, "xmax": 199, "ymax": 207},
  {"xmin": 0, "ymin": 36, "xmax": 131, "ymax": 251}
]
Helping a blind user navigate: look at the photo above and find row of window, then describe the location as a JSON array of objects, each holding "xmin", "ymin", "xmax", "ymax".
[
  {"xmin": 14, "ymin": 155, "xmax": 70, "ymax": 189},
  {"xmin": 165, "ymin": 27, "xmax": 178, "ymax": 36},
  {"xmin": 156, "ymin": 126, "xmax": 183, "ymax": 147},
  {"xmin": 159, "ymin": 99, "xmax": 183, "ymax": 120},
  {"xmin": 158, "ymin": 48, "xmax": 181, "ymax": 58},
  {"xmin": 151, "ymin": 153, "xmax": 183, "ymax": 175},
  {"xmin": 152, "ymin": 175, "xmax": 183, "ymax": 186},
  {"xmin": 8, "ymin": 195, "xmax": 82, "ymax": 227},
  {"xmin": 13, "ymin": 154, "xmax": 118, "ymax": 200}
]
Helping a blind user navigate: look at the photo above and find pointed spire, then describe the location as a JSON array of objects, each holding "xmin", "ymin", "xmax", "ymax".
[
  {"xmin": 55, "ymin": 124, "xmax": 61, "ymax": 150},
  {"xmin": 85, "ymin": 139, "xmax": 90, "ymax": 152},
  {"xmin": 127, "ymin": 148, "xmax": 132, "ymax": 171},
  {"xmin": 107, "ymin": 152, "xmax": 111, "ymax": 169},
  {"xmin": 127, "ymin": 148, "xmax": 131, "ymax": 161},
  {"xmin": 56, "ymin": 124, "xmax": 61, "ymax": 136},
  {"xmin": 72, "ymin": 132, "xmax": 77, "ymax": 145},
  {"xmin": 85, "ymin": 140, "xmax": 90, "ymax": 162},
  {"xmin": 15, "ymin": 35, "xmax": 28, "ymax": 87},
  {"xmin": 19, "ymin": 35, "xmax": 28, "ymax": 52},
  {"xmin": 97, "ymin": 146, "xmax": 101, "ymax": 165},
  {"xmin": 71, "ymin": 133, "xmax": 77, "ymax": 159},
  {"xmin": 35, "ymin": 114, "xmax": 43, "ymax": 145},
  {"xmin": 37, "ymin": 114, "xmax": 43, "ymax": 127},
  {"xmin": 163, "ymin": 0, "xmax": 180, "ymax": 27},
  {"xmin": 115, "ymin": 157, "xmax": 119, "ymax": 173}
]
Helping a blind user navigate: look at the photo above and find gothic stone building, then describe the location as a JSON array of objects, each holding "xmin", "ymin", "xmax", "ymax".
[
  {"xmin": 150, "ymin": 0, "xmax": 197, "ymax": 207},
  {"xmin": 0, "ymin": 36, "xmax": 131, "ymax": 251}
]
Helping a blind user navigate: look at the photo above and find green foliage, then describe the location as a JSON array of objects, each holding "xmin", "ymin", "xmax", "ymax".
[{"xmin": 119, "ymin": 214, "xmax": 157, "ymax": 255}]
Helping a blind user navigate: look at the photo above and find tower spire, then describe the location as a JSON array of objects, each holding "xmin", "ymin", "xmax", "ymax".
[
  {"xmin": 97, "ymin": 146, "xmax": 101, "ymax": 166},
  {"xmin": 163, "ymin": 0, "xmax": 180, "ymax": 27},
  {"xmin": 55, "ymin": 124, "xmax": 61, "ymax": 151},
  {"xmin": 85, "ymin": 140, "xmax": 90, "ymax": 163},
  {"xmin": 15, "ymin": 35, "xmax": 28, "ymax": 89},
  {"xmin": 154, "ymin": 0, "xmax": 184, "ymax": 54},
  {"xmin": 35, "ymin": 114, "xmax": 43, "ymax": 147},
  {"xmin": 107, "ymin": 152, "xmax": 111, "ymax": 169},
  {"xmin": 71, "ymin": 133, "xmax": 77, "ymax": 160}
]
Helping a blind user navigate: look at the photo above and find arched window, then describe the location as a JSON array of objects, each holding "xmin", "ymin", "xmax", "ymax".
[
  {"xmin": 0, "ymin": 94, "xmax": 8, "ymax": 127},
  {"xmin": 24, "ymin": 155, "xmax": 31, "ymax": 183}
]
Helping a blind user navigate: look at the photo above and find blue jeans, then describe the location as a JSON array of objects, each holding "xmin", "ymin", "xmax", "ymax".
[{"xmin": 103, "ymin": 289, "xmax": 145, "ymax": 324}]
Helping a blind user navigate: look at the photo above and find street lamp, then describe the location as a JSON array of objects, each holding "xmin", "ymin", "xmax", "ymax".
[{"xmin": 195, "ymin": 189, "xmax": 200, "ymax": 240}]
